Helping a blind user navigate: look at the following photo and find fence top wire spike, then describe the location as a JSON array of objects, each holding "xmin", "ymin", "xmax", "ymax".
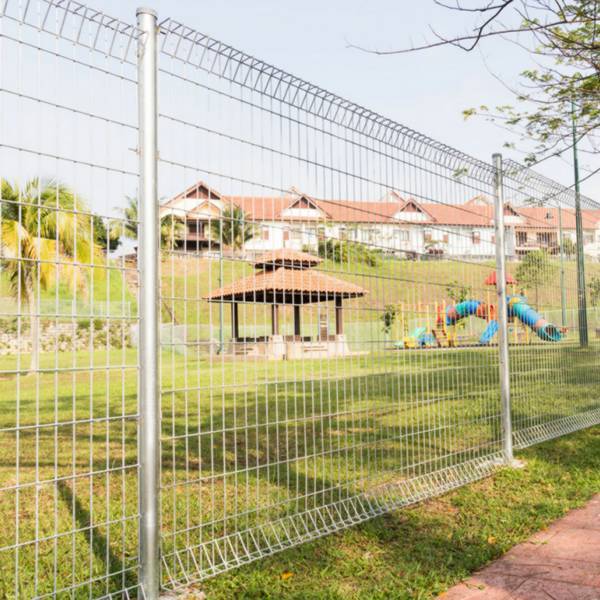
[
  {"xmin": 503, "ymin": 158, "xmax": 599, "ymax": 209},
  {"xmin": 157, "ymin": 17, "xmax": 497, "ymax": 181}
]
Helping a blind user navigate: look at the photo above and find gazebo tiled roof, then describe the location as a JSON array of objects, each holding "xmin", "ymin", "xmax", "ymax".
[
  {"xmin": 205, "ymin": 249, "xmax": 367, "ymax": 304},
  {"xmin": 252, "ymin": 249, "xmax": 322, "ymax": 271}
]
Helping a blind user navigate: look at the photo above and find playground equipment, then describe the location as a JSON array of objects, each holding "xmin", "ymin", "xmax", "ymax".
[
  {"xmin": 396, "ymin": 302, "xmax": 456, "ymax": 349},
  {"xmin": 507, "ymin": 296, "xmax": 563, "ymax": 342},
  {"xmin": 445, "ymin": 296, "xmax": 564, "ymax": 344},
  {"xmin": 400, "ymin": 326, "xmax": 437, "ymax": 349},
  {"xmin": 393, "ymin": 272, "xmax": 565, "ymax": 349}
]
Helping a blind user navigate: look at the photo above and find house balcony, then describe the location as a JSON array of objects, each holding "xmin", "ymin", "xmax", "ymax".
[
  {"xmin": 515, "ymin": 240, "xmax": 559, "ymax": 255},
  {"xmin": 183, "ymin": 231, "xmax": 212, "ymax": 243}
]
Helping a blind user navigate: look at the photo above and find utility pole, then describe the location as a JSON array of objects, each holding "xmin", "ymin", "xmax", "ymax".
[{"xmin": 571, "ymin": 100, "xmax": 588, "ymax": 347}]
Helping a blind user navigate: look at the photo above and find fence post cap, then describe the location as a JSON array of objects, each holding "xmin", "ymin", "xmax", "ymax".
[{"xmin": 136, "ymin": 7, "xmax": 157, "ymax": 17}]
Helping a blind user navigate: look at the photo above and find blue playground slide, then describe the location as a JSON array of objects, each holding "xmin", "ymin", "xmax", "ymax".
[
  {"xmin": 476, "ymin": 297, "xmax": 563, "ymax": 344},
  {"xmin": 507, "ymin": 296, "xmax": 563, "ymax": 342},
  {"xmin": 479, "ymin": 320, "xmax": 499, "ymax": 344},
  {"xmin": 446, "ymin": 296, "xmax": 563, "ymax": 345}
]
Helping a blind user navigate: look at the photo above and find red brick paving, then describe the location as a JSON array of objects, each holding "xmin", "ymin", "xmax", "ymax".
[{"xmin": 439, "ymin": 494, "xmax": 600, "ymax": 600}]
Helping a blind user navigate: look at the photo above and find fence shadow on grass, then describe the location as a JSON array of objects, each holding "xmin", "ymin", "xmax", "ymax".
[{"xmin": 56, "ymin": 480, "xmax": 138, "ymax": 596}]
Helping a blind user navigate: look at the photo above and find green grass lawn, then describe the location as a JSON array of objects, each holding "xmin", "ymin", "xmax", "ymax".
[
  {"xmin": 199, "ymin": 424, "xmax": 600, "ymax": 600},
  {"xmin": 1, "ymin": 251, "xmax": 599, "ymax": 598},
  {"xmin": 0, "ymin": 340, "xmax": 598, "ymax": 598}
]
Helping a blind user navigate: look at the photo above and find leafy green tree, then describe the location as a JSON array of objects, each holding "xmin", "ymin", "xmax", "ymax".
[
  {"xmin": 561, "ymin": 237, "xmax": 576, "ymax": 259},
  {"xmin": 120, "ymin": 195, "xmax": 138, "ymax": 240},
  {"xmin": 210, "ymin": 206, "xmax": 255, "ymax": 252},
  {"xmin": 588, "ymin": 276, "xmax": 600, "ymax": 307},
  {"xmin": 316, "ymin": 239, "xmax": 381, "ymax": 267},
  {"xmin": 516, "ymin": 249, "xmax": 557, "ymax": 306},
  {"xmin": 358, "ymin": 1, "xmax": 600, "ymax": 168},
  {"xmin": 0, "ymin": 179, "xmax": 98, "ymax": 373},
  {"xmin": 445, "ymin": 280, "xmax": 472, "ymax": 303},
  {"xmin": 380, "ymin": 304, "xmax": 396, "ymax": 336},
  {"xmin": 93, "ymin": 214, "xmax": 120, "ymax": 251},
  {"xmin": 120, "ymin": 195, "xmax": 185, "ymax": 251}
]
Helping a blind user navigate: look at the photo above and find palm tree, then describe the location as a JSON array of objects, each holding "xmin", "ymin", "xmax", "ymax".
[
  {"xmin": 210, "ymin": 206, "xmax": 254, "ymax": 253},
  {"xmin": 120, "ymin": 195, "xmax": 185, "ymax": 251},
  {"xmin": 0, "ymin": 179, "xmax": 97, "ymax": 373}
]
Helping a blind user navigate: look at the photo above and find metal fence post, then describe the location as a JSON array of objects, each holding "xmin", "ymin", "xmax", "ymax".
[
  {"xmin": 493, "ymin": 153, "xmax": 514, "ymax": 464},
  {"xmin": 137, "ymin": 7, "xmax": 160, "ymax": 599}
]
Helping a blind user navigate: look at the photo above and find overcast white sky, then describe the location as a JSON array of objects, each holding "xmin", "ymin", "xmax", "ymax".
[{"xmin": 93, "ymin": 0, "xmax": 598, "ymax": 199}]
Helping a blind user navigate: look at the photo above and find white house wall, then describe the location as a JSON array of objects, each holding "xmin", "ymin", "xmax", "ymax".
[{"xmin": 243, "ymin": 221, "xmax": 503, "ymax": 258}]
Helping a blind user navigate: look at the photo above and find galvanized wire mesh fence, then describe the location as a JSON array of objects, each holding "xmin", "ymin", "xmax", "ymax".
[
  {"xmin": 1, "ymin": 2, "xmax": 599, "ymax": 598},
  {"xmin": 500, "ymin": 162, "xmax": 600, "ymax": 448},
  {"xmin": 154, "ymin": 17, "xmax": 600, "ymax": 593},
  {"xmin": 0, "ymin": 1, "xmax": 140, "ymax": 598}
]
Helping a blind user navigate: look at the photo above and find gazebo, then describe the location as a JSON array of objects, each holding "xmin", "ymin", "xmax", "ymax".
[{"xmin": 205, "ymin": 249, "xmax": 367, "ymax": 359}]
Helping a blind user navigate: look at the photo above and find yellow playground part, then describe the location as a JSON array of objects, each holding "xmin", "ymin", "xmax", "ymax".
[{"xmin": 397, "ymin": 302, "xmax": 457, "ymax": 349}]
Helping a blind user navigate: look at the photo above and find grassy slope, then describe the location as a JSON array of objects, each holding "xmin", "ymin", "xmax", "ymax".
[
  {"xmin": 160, "ymin": 255, "xmax": 600, "ymax": 327},
  {"xmin": 0, "ymin": 262, "xmax": 136, "ymax": 314},
  {"xmin": 199, "ymin": 425, "xmax": 600, "ymax": 600},
  {"xmin": 1, "ymin": 254, "xmax": 596, "ymax": 326}
]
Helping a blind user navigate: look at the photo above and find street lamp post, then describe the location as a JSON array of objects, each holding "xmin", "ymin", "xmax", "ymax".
[
  {"xmin": 571, "ymin": 100, "xmax": 589, "ymax": 347},
  {"xmin": 554, "ymin": 203, "xmax": 567, "ymax": 328}
]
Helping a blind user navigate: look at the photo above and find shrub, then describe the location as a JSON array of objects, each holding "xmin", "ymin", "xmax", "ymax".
[{"xmin": 316, "ymin": 239, "xmax": 381, "ymax": 267}]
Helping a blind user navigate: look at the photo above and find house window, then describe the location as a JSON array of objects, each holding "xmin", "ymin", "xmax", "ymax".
[
  {"xmin": 339, "ymin": 226, "xmax": 347, "ymax": 240},
  {"xmin": 584, "ymin": 232, "xmax": 594, "ymax": 244},
  {"xmin": 396, "ymin": 229, "xmax": 409, "ymax": 242},
  {"xmin": 262, "ymin": 226, "xmax": 270, "ymax": 241},
  {"xmin": 537, "ymin": 231, "xmax": 554, "ymax": 247},
  {"xmin": 187, "ymin": 220, "xmax": 204, "ymax": 237},
  {"xmin": 442, "ymin": 233, "xmax": 449, "ymax": 244},
  {"xmin": 472, "ymin": 232, "xmax": 481, "ymax": 245},
  {"xmin": 363, "ymin": 228, "xmax": 377, "ymax": 243},
  {"xmin": 516, "ymin": 231, "xmax": 527, "ymax": 246},
  {"xmin": 424, "ymin": 231, "xmax": 433, "ymax": 243},
  {"xmin": 283, "ymin": 228, "xmax": 290, "ymax": 241}
]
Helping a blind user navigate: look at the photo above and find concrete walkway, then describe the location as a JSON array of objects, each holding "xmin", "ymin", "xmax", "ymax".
[{"xmin": 439, "ymin": 494, "xmax": 600, "ymax": 600}]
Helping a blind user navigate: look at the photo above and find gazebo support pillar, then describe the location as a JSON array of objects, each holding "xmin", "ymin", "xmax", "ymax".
[
  {"xmin": 231, "ymin": 302, "xmax": 239, "ymax": 341},
  {"xmin": 269, "ymin": 303, "xmax": 285, "ymax": 360},
  {"xmin": 335, "ymin": 297, "xmax": 343, "ymax": 335},
  {"xmin": 293, "ymin": 304, "xmax": 301, "ymax": 338},
  {"xmin": 271, "ymin": 304, "xmax": 279, "ymax": 335}
]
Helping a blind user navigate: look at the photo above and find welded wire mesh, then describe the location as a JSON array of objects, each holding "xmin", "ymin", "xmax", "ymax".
[
  {"xmin": 501, "ymin": 161, "xmax": 600, "ymax": 448},
  {"xmin": 2, "ymin": 2, "xmax": 600, "ymax": 597},
  {"xmin": 0, "ymin": 1, "xmax": 140, "ymax": 598},
  {"xmin": 156, "ymin": 20, "xmax": 519, "ymax": 589}
]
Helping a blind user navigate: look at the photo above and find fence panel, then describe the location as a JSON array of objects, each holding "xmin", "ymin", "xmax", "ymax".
[
  {"xmin": 500, "ymin": 162, "xmax": 600, "ymax": 448},
  {"xmin": 0, "ymin": 1, "xmax": 140, "ymax": 597},
  {"xmin": 156, "ymin": 20, "xmax": 514, "ymax": 589}
]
